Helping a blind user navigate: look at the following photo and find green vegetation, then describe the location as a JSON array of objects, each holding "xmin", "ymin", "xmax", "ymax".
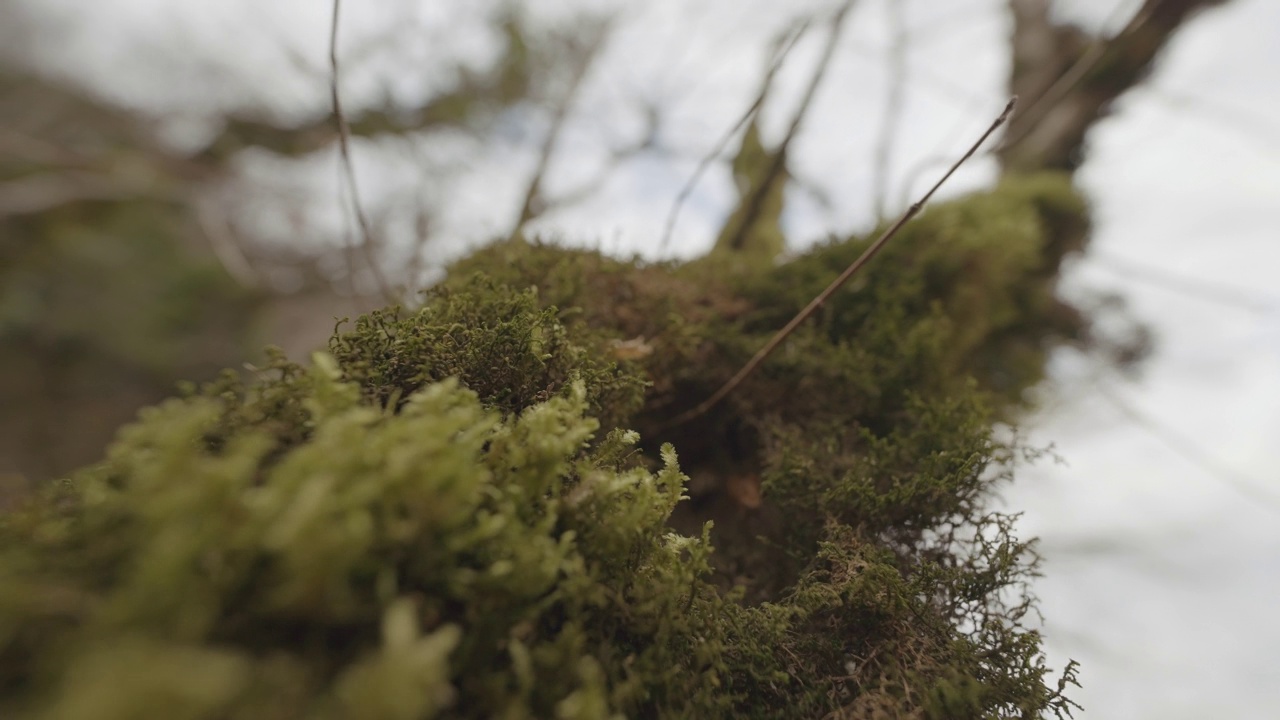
[{"xmin": 0, "ymin": 174, "xmax": 1090, "ymax": 718}]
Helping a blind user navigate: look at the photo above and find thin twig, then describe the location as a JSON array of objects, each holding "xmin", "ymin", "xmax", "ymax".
[
  {"xmin": 510, "ymin": 20, "xmax": 612, "ymax": 238},
  {"xmin": 532, "ymin": 103, "xmax": 664, "ymax": 212},
  {"xmin": 661, "ymin": 97, "xmax": 1018, "ymax": 430},
  {"xmin": 329, "ymin": 0, "xmax": 395, "ymax": 304},
  {"xmin": 872, "ymin": 0, "xmax": 908, "ymax": 223},
  {"xmin": 721, "ymin": 0, "xmax": 857, "ymax": 253},
  {"xmin": 657, "ymin": 21, "xmax": 811, "ymax": 253}
]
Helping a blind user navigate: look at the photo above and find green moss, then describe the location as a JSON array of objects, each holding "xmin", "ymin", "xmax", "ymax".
[
  {"xmin": 327, "ymin": 275, "xmax": 646, "ymax": 432},
  {"xmin": 0, "ymin": 176, "xmax": 1090, "ymax": 718}
]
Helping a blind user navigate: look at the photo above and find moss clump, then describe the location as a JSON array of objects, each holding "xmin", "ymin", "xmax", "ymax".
[
  {"xmin": 327, "ymin": 276, "xmax": 646, "ymax": 433},
  {"xmin": 0, "ymin": 176, "xmax": 1088, "ymax": 718}
]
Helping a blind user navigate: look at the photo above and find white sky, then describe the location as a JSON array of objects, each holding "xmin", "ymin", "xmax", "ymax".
[{"xmin": 10, "ymin": 0, "xmax": 1280, "ymax": 716}]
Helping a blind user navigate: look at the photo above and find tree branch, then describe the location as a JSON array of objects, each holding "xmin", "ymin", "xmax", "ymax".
[
  {"xmin": 1000, "ymin": 0, "xmax": 1231, "ymax": 172},
  {"xmin": 508, "ymin": 18, "xmax": 613, "ymax": 238},
  {"xmin": 872, "ymin": 0, "xmax": 908, "ymax": 223},
  {"xmin": 330, "ymin": 0, "xmax": 395, "ymax": 304},
  {"xmin": 719, "ymin": 0, "xmax": 857, "ymax": 254},
  {"xmin": 661, "ymin": 97, "xmax": 1018, "ymax": 429},
  {"xmin": 657, "ymin": 20, "xmax": 811, "ymax": 253}
]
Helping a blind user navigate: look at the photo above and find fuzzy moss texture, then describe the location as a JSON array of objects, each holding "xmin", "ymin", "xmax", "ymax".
[{"xmin": 1, "ymin": 173, "xmax": 1088, "ymax": 719}]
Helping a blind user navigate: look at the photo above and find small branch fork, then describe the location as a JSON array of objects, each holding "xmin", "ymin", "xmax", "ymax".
[
  {"xmin": 657, "ymin": 20, "xmax": 811, "ymax": 253},
  {"xmin": 719, "ymin": 0, "xmax": 856, "ymax": 254},
  {"xmin": 661, "ymin": 97, "xmax": 1018, "ymax": 430}
]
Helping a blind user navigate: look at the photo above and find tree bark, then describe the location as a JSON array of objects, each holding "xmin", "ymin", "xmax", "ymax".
[{"xmin": 1001, "ymin": 0, "xmax": 1231, "ymax": 174}]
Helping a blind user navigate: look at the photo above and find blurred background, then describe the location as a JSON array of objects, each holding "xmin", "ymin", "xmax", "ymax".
[{"xmin": 1, "ymin": 0, "xmax": 1276, "ymax": 716}]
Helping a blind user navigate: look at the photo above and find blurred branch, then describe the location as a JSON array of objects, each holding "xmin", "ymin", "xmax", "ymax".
[
  {"xmin": 329, "ymin": 0, "xmax": 395, "ymax": 304},
  {"xmin": 1096, "ymin": 376, "xmax": 1280, "ymax": 514},
  {"xmin": 195, "ymin": 194, "xmax": 262, "ymax": 289},
  {"xmin": 1092, "ymin": 250, "xmax": 1279, "ymax": 314},
  {"xmin": 720, "ymin": 0, "xmax": 857, "ymax": 253},
  {"xmin": 197, "ymin": 14, "xmax": 537, "ymax": 164},
  {"xmin": 0, "ymin": 172, "xmax": 148, "ymax": 217},
  {"xmin": 1000, "ymin": 0, "xmax": 1233, "ymax": 173},
  {"xmin": 1146, "ymin": 86, "xmax": 1280, "ymax": 164},
  {"xmin": 872, "ymin": 0, "xmax": 908, "ymax": 223},
  {"xmin": 658, "ymin": 20, "xmax": 810, "ymax": 253},
  {"xmin": 508, "ymin": 17, "xmax": 613, "ymax": 237},
  {"xmin": 997, "ymin": 0, "xmax": 1137, "ymax": 158}
]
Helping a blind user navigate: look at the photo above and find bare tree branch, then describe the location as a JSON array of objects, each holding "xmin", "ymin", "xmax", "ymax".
[
  {"xmin": 198, "ymin": 13, "xmax": 538, "ymax": 164},
  {"xmin": 330, "ymin": 0, "xmax": 395, "ymax": 304},
  {"xmin": 0, "ymin": 172, "xmax": 149, "ymax": 217},
  {"xmin": 1092, "ymin": 250, "xmax": 1279, "ymax": 314},
  {"xmin": 195, "ymin": 194, "xmax": 262, "ymax": 289},
  {"xmin": 661, "ymin": 97, "xmax": 1018, "ymax": 429},
  {"xmin": 1000, "ymin": 0, "xmax": 1231, "ymax": 173},
  {"xmin": 508, "ymin": 17, "xmax": 613, "ymax": 238},
  {"xmin": 657, "ymin": 20, "xmax": 811, "ymax": 253},
  {"xmin": 720, "ymin": 0, "xmax": 857, "ymax": 254},
  {"xmin": 872, "ymin": 0, "xmax": 908, "ymax": 223}
]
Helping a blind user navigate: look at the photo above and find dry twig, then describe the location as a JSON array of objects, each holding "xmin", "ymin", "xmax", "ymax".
[
  {"xmin": 720, "ymin": 0, "xmax": 857, "ymax": 254},
  {"xmin": 509, "ymin": 19, "xmax": 613, "ymax": 238},
  {"xmin": 872, "ymin": 0, "xmax": 908, "ymax": 223},
  {"xmin": 329, "ymin": 0, "xmax": 396, "ymax": 304},
  {"xmin": 657, "ymin": 20, "xmax": 811, "ymax": 253},
  {"xmin": 662, "ymin": 97, "xmax": 1019, "ymax": 429}
]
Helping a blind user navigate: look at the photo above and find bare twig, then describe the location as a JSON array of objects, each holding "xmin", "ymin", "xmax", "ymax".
[
  {"xmin": 403, "ymin": 201, "xmax": 433, "ymax": 295},
  {"xmin": 529, "ymin": 103, "xmax": 665, "ymax": 213},
  {"xmin": 721, "ymin": 0, "xmax": 856, "ymax": 253},
  {"xmin": 329, "ymin": 0, "xmax": 395, "ymax": 304},
  {"xmin": 872, "ymin": 0, "xmax": 908, "ymax": 223},
  {"xmin": 657, "ymin": 20, "xmax": 811, "ymax": 253},
  {"xmin": 509, "ymin": 19, "xmax": 613, "ymax": 238},
  {"xmin": 661, "ymin": 97, "xmax": 1018, "ymax": 429}
]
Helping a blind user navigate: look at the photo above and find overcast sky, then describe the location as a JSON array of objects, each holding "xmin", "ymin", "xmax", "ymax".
[{"xmin": 9, "ymin": 0, "xmax": 1280, "ymax": 717}]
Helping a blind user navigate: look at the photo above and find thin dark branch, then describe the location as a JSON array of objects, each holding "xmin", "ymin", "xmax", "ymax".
[
  {"xmin": 657, "ymin": 20, "xmax": 811, "ymax": 253},
  {"xmin": 661, "ymin": 97, "xmax": 1018, "ymax": 430},
  {"xmin": 330, "ymin": 0, "xmax": 396, "ymax": 304},
  {"xmin": 720, "ymin": 0, "xmax": 857, "ymax": 253}
]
